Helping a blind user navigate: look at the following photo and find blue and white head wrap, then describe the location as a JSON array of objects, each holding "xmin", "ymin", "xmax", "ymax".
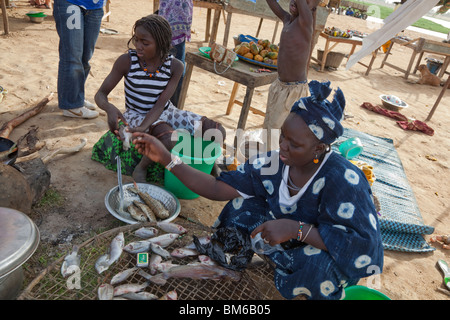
[{"xmin": 290, "ymin": 80, "xmax": 345, "ymax": 145}]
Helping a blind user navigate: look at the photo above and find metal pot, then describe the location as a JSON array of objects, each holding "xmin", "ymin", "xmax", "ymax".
[
  {"xmin": 0, "ymin": 207, "xmax": 40, "ymax": 300},
  {"xmin": 0, "ymin": 137, "xmax": 18, "ymax": 166}
]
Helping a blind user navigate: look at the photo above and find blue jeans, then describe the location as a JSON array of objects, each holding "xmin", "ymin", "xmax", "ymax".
[{"xmin": 53, "ymin": 0, "xmax": 103, "ymax": 110}]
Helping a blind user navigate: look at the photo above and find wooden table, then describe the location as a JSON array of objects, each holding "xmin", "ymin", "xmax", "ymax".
[
  {"xmin": 153, "ymin": 0, "xmax": 223, "ymax": 46},
  {"xmin": 380, "ymin": 37, "xmax": 450, "ymax": 79},
  {"xmin": 178, "ymin": 51, "xmax": 278, "ymax": 131},
  {"xmin": 312, "ymin": 32, "xmax": 363, "ymax": 72},
  {"xmin": 1, "ymin": 0, "xmax": 9, "ymax": 35}
]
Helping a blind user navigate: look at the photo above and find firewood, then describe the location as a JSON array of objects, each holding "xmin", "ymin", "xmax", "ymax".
[{"xmin": 0, "ymin": 93, "xmax": 54, "ymax": 139}]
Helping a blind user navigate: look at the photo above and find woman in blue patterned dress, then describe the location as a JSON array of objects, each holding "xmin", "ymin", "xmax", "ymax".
[{"xmin": 132, "ymin": 80, "xmax": 384, "ymax": 300}]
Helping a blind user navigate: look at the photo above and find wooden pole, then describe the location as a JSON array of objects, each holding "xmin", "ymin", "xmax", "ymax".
[{"xmin": 426, "ymin": 76, "xmax": 450, "ymax": 121}]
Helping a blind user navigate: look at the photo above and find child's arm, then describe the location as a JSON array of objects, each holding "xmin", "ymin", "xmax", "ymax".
[
  {"xmin": 135, "ymin": 58, "xmax": 184, "ymax": 132},
  {"xmin": 132, "ymin": 132, "xmax": 241, "ymax": 201},
  {"xmin": 296, "ymin": 0, "xmax": 320, "ymax": 26},
  {"xmin": 266, "ymin": 0, "xmax": 290, "ymax": 22},
  {"xmin": 95, "ymin": 54, "xmax": 130, "ymax": 134}
]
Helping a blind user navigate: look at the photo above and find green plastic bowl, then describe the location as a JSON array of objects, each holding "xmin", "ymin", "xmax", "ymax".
[
  {"xmin": 26, "ymin": 12, "xmax": 47, "ymax": 17},
  {"xmin": 343, "ymin": 285, "xmax": 391, "ymax": 300}
]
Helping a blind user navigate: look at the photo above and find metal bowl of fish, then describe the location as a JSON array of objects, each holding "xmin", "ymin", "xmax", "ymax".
[{"xmin": 105, "ymin": 183, "xmax": 181, "ymax": 224}]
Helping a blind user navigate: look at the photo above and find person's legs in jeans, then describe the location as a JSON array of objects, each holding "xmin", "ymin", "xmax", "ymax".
[{"xmin": 54, "ymin": 0, "xmax": 103, "ymax": 110}]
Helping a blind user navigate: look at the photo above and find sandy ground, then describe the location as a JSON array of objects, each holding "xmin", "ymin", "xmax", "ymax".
[{"xmin": 0, "ymin": 0, "xmax": 449, "ymax": 300}]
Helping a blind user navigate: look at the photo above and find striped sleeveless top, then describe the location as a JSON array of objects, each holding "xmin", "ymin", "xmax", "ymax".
[{"xmin": 124, "ymin": 50, "xmax": 173, "ymax": 115}]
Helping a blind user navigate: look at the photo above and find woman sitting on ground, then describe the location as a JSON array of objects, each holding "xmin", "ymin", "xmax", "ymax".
[{"xmin": 131, "ymin": 80, "xmax": 384, "ymax": 300}]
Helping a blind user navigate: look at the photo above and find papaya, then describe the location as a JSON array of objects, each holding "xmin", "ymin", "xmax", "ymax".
[
  {"xmin": 261, "ymin": 39, "xmax": 271, "ymax": 48},
  {"xmin": 257, "ymin": 39, "xmax": 264, "ymax": 46},
  {"xmin": 269, "ymin": 44, "xmax": 279, "ymax": 52},
  {"xmin": 272, "ymin": 59, "xmax": 277, "ymax": 66},
  {"xmin": 263, "ymin": 57, "xmax": 273, "ymax": 65},
  {"xmin": 254, "ymin": 54, "xmax": 264, "ymax": 62},
  {"xmin": 243, "ymin": 52, "xmax": 254, "ymax": 59},
  {"xmin": 256, "ymin": 44, "xmax": 264, "ymax": 53},
  {"xmin": 250, "ymin": 43, "xmax": 259, "ymax": 55},
  {"xmin": 237, "ymin": 45, "xmax": 250, "ymax": 56},
  {"xmin": 260, "ymin": 49, "xmax": 269, "ymax": 58},
  {"xmin": 266, "ymin": 51, "xmax": 278, "ymax": 59},
  {"xmin": 234, "ymin": 44, "xmax": 241, "ymax": 53}
]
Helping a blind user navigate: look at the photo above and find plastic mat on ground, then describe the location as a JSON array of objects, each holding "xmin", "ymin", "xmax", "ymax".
[{"xmin": 334, "ymin": 128, "xmax": 435, "ymax": 253}]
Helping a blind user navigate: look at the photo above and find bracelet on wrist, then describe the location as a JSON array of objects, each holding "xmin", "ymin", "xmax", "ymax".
[
  {"xmin": 297, "ymin": 222, "xmax": 304, "ymax": 241},
  {"xmin": 302, "ymin": 224, "xmax": 313, "ymax": 242},
  {"xmin": 165, "ymin": 154, "xmax": 182, "ymax": 171}
]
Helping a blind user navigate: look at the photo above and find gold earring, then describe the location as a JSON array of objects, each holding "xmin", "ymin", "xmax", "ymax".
[{"xmin": 313, "ymin": 155, "xmax": 319, "ymax": 164}]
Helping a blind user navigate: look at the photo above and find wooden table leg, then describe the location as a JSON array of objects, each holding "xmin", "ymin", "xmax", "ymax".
[
  {"xmin": 178, "ymin": 63, "xmax": 194, "ymax": 110},
  {"xmin": 405, "ymin": 50, "xmax": 418, "ymax": 79},
  {"xmin": 364, "ymin": 50, "xmax": 377, "ymax": 76},
  {"xmin": 226, "ymin": 82, "xmax": 240, "ymax": 115},
  {"xmin": 412, "ymin": 51, "xmax": 424, "ymax": 75},
  {"xmin": 237, "ymin": 87, "xmax": 254, "ymax": 131},
  {"xmin": 321, "ymin": 39, "xmax": 330, "ymax": 72},
  {"xmin": 438, "ymin": 56, "xmax": 450, "ymax": 78},
  {"xmin": 205, "ymin": 9, "xmax": 211, "ymax": 43},
  {"xmin": 272, "ymin": 21, "xmax": 279, "ymax": 44},
  {"xmin": 380, "ymin": 41, "xmax": 394, "ymax": 69},
  {"xmin": 1, "ymin": 0, "xmax": 9, "ymax": 35},
  {"xmin": 426, "ymin": 75, "xmax": 450, "ymax": 121},
  {"xmin": 222, "ymin": 11, "xmax": 232, "ymax": 47},
  {"xmin": 210, "ymin": 9, "xmax": 221, "ymax": 47}
]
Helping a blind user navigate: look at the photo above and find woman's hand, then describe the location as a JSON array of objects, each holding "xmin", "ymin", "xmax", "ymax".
[
  {"xmin": 105, "ymin": 105, "xmax": 126, "ymax": 137},
  {"xmin": 251, "ymin": 219, "xmax": 298, "ymax": 246},
  {"xmin": 132, "ymin": 132, "xmax": 171, "ymax": 165}
]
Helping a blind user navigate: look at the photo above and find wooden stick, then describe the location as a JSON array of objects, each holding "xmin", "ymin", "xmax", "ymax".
[
  {"xmin": 0, "ymin": 92, "xmax": 54, "ymax": 139},
  {"xmin": 400, "ymin": 38, "xmax": 420, "ymax": 47},
  {"xmin": 42, "ymin": 138, "xmax": 87, "ymax": 164}
]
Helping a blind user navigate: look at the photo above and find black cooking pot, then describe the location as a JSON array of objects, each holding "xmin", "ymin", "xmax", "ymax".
[{"xmin": 0, "ymin": 137, "xmax": 18, "ymax": 166}]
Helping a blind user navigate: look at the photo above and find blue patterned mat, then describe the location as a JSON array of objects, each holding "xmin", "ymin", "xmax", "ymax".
[{"xmin": 333, "ymin": 128, "xmax": 435, "ymax": 253}]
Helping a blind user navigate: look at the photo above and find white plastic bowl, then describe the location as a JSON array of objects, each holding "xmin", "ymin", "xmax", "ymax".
[{"xmin": 380, "ymin": 94, "xmax": 408, "ymax": 111}]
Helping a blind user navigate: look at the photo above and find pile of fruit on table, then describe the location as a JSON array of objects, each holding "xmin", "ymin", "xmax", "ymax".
[{"xmin": 234, "ymin": 39, "xmax": 279, "ymax": 66}]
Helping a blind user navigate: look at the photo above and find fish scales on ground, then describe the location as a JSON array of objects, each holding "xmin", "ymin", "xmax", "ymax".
[
  {"xmin": 128, "ymin": 186, "xmax": 170, "ymax": 219},
  {"xmin": 95, "ymin": 232, "xmax": 125, "ymax": 274},
  {"xmin": 61, "ymin": 245, "xmax": 81, "ymax": 278}
]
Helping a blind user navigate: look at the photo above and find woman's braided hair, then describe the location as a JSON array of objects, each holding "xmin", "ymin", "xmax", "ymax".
[{"xmin": 128, "ymin": 14, "xmax": 172, "ymax": 60}]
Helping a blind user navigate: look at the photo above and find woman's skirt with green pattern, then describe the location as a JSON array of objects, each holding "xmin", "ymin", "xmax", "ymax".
[{"xmin": 91, "ymin": 130, "xmax": 164, "ymax": 184}]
